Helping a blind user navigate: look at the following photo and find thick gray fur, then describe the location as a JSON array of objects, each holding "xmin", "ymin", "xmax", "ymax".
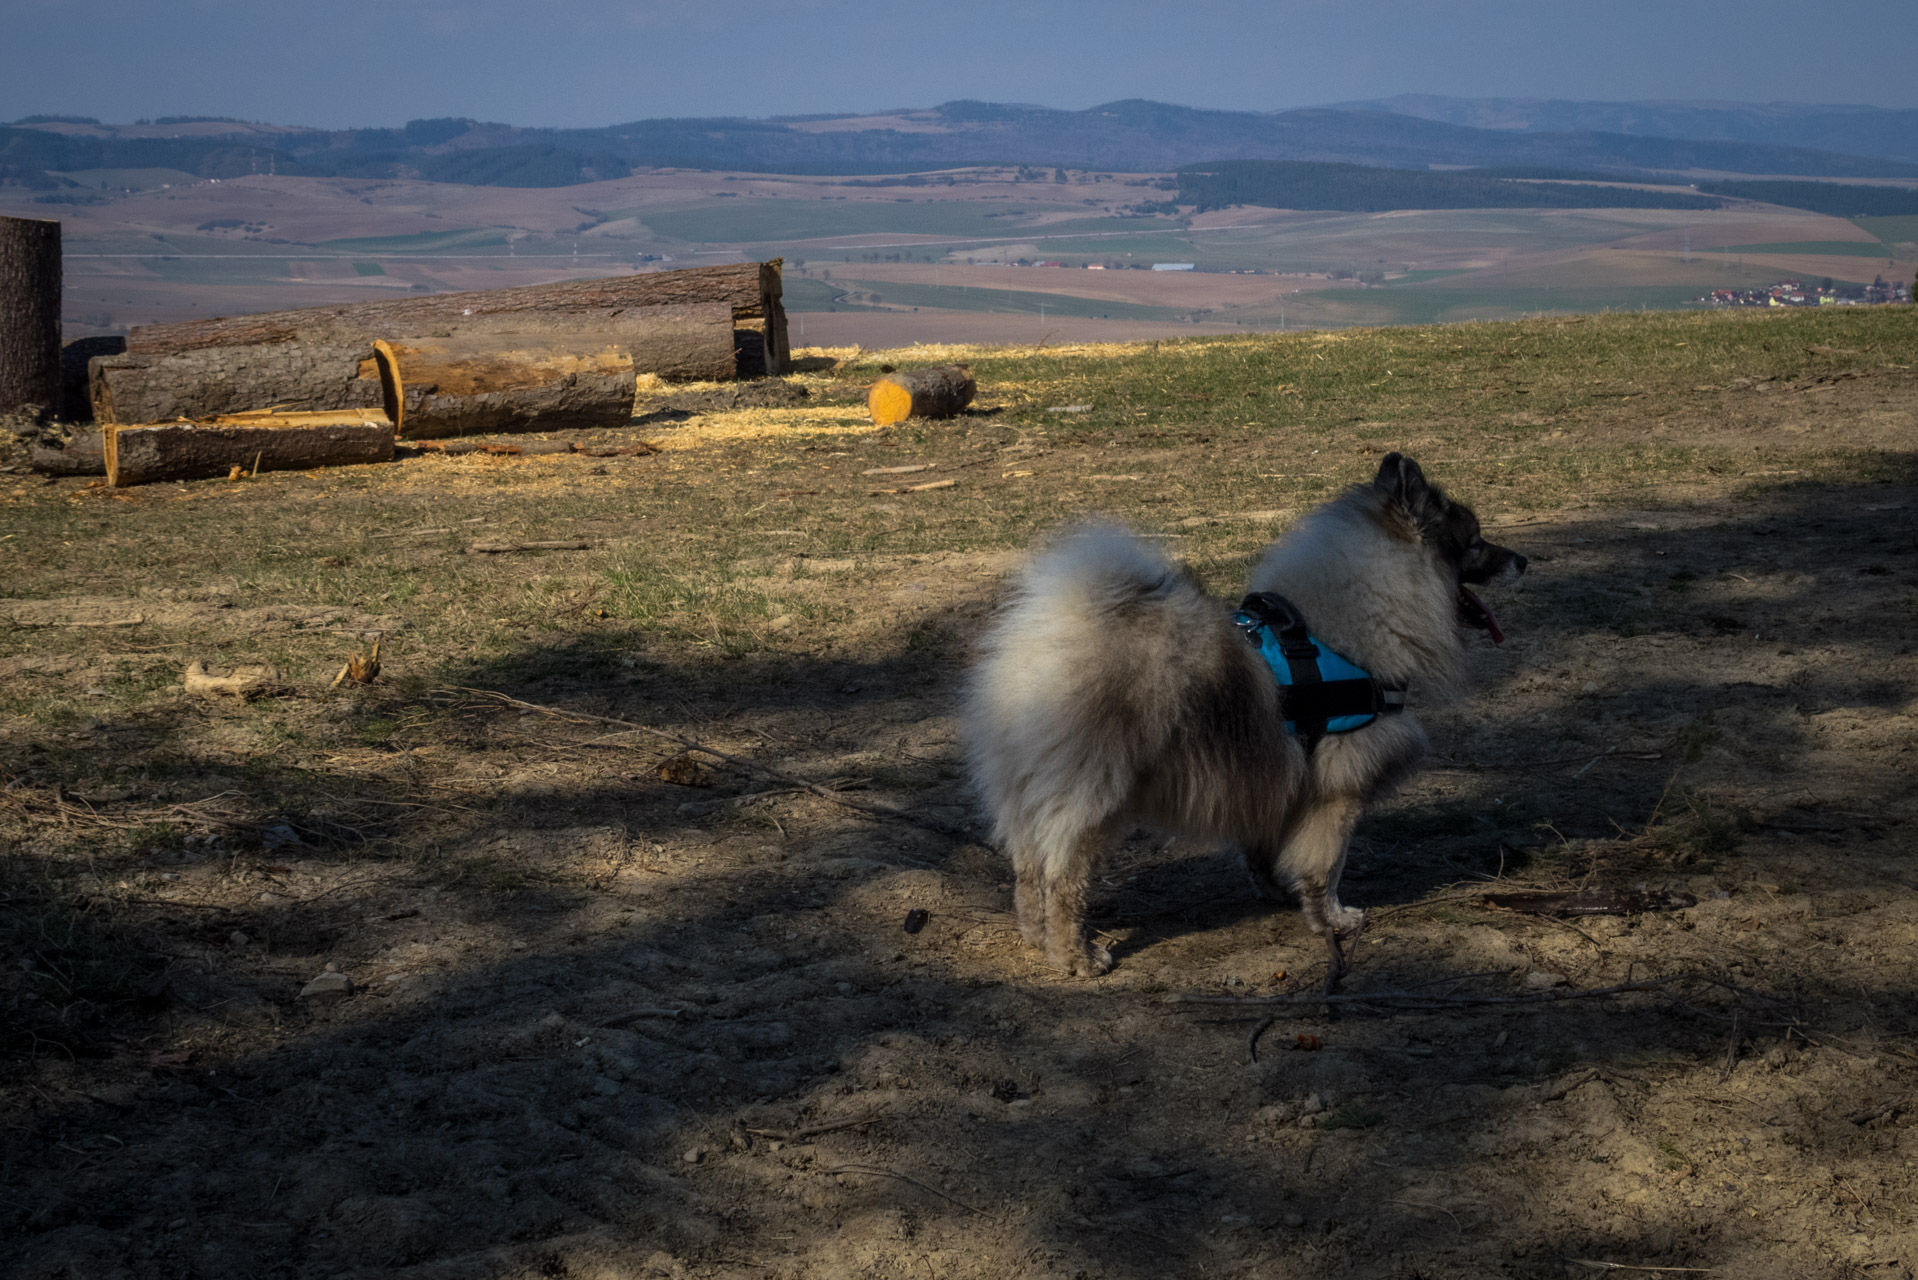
[{"xmin": 964, "ymin": 471, "xmax": 1515, "ymax": 979}]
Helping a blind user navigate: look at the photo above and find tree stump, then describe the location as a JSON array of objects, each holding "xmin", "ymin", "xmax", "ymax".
[
  {"xmin": 868, "ymin": 365, "xmax": 976, "ymax": 425},
  {"xmin": 0, "ymin": 216, "xmax": 61, "ymax": 419}
]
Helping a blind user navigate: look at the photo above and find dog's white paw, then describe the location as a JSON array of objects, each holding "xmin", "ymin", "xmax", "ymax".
[
  {"xmin": 1305, "ymin": 902, "xmax": 1367, "ymax": 936},
  {"xmin": 1327, "ymin": 904, "xmax": 1367, "ymax": 937},
  {"xmin": 1062, "ymin": 944, "xmax": 1114, "ymax": 978}
]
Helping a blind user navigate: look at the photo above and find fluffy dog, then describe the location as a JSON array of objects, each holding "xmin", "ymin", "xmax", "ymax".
[{"xmin": 964, "ymin": 453, "xmax": 1525, "ymax": 982}]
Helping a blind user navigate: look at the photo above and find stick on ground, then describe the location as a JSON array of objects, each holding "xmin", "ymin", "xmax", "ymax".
[{"xmin": 440, "ymin": 687, "xmax": 975, "ymax": 841}]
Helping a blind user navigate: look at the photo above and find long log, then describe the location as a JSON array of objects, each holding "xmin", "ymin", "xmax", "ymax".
[
  {"xmin": 431, "ymin": 302, "xmax": 735, "ymax": 381},
  {"xmin": 868, "ymin": 365, "xmax": 976, "ymax": 425},
  {"xmin": 0, "ymin": 216, "xmax": 61, "ymax": 418},
  {"xmin": 105, "ymin": 410, "xmax": 394, "ymax": 487},
  {"xmin": 372, "ymin": 334, "xmax": 641, "ymax": 439},
  {"xmin": 89, "ymin": 344, "xmax": 382, "ymax": 425},
  {"xmin": 127, "ymin": 260, "xmax": 787, "ymax": 372}
]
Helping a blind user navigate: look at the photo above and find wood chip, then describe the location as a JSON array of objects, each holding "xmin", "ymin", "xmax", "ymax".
[
  {"xmin": 872, "ymin": 478, "xmax": 957, "ymax": 494},
  {"xmin": 860, "ymin": 463, "xmax": 933, "ymax": 476}
]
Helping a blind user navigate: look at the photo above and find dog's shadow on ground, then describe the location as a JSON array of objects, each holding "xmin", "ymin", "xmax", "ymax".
[{"xmin": 9, "ymin": 470, "xmax": 1918, "ymax": 1278}]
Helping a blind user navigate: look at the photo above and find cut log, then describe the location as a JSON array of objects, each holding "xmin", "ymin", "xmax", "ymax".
[
  {"xmin": 89, "ymin": 344, "xmax": 381, "ymax": 425},
  {"xmin": 372, "ymin": 333, "xmax": 651, "ymax": 439},
  {"xmin": 30, "ymin": 431, "xmax": 105, "ymax": 475},
  {"xmin": 384, "ymin": 302, "xmax": 736, "ymax": 381},
  {"xmin": 127, "ymin": 261, "xmax": 787, "ymax": 373},
  {"xmin": 868, "ymin": 365, "xmax": 976, "ymax": 425},
  {"xmin": 61, "ymin": 335, "xmax": 124, "ymax": 422},
  {"xmin": 105, "ymin": 410, "xmax": 394, "ymax": 487},
  {"xmin": 0, "ymin": 216, "xmax": 61, "ymax": 418}
]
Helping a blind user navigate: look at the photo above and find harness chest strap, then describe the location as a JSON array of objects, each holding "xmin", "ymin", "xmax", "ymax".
[{"xmin": 1233, "ymin": 591, "xmax": 1407, "ymax": 748}]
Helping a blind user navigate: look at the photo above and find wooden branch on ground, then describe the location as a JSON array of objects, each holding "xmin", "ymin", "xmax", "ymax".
[
  {"xmin": 440, "ymin": 686, "xmax": 976, "ymax": 841},
  {"xmin": 411, "ymin": 438, "xmax": 658, "ymax": 458},
  {"xmin": 1167, "ymin": 976, "xmax": 1681, "ymax": 1011},
  {"xmin": 819, "ymin": 1164, "xmax": 986, "ymax": 1216},
  {"xmin": 184, "ymin": 661, "xmax": 285, "ymax": 699},
  {"xmin": 466, "ymin": 539, "xmax": 594, "ymax": 554},
  {"xmin": 743, "ymin": 1113, "xmax": 883, "ymax": 1143}
]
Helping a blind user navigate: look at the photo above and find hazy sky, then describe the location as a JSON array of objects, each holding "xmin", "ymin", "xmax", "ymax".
[{"xmin": 6, "ymin": 0, "xmax": 1917, "ymax": 128}]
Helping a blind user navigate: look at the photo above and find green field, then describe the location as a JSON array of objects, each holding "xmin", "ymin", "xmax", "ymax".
[
  {"xmin": 48, "ymin": 167, "xmax": 199, "ymax": 190},
  {"xmin": 779, "ymin": 276, "xmax": 886, "ymax": 311},
  {"xmin": 1725, "ymin": 241, "xmax": 1905, "ymax": 259},
  {"xmin": 317, "ymin": 227, "xmax": 513, "ymax": 254},
  {"xmin": 1856, "ymin": 214, "xmax": 1918, "ymax": 245},
  {"xmin": 640, "ymin": 198, "xmax": 1088, "ymax": 245},
  {"xmin": 1297, "ymin": 284, "xmax": 1715, "ymax": 327},
  {"xmin": 802, "ymin": 277, "xmax": 1192, "ymax": 320}
]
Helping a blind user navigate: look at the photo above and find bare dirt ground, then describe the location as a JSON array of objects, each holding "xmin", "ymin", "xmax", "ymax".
[{"xmin": 4, "ymin": 311, "xmax": 1917, "ymax": 1279}]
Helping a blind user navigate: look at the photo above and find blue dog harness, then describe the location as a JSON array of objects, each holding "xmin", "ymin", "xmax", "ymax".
[{"xmin": 1232, "ymin": 592, "xmax": 1407, "ymax": 750}]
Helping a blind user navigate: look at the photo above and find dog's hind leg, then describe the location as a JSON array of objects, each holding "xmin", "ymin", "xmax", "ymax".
[
  {"xmin": 1242, "ymin": 838, "xmax": 1290, "ymax": 902},
  {"xmin": 1008, "ymin": 835, "xmax": 1048, "ymax": 950},
  {"xmin": 1041, "ymin": 820, "xmax": 1118, "ymax": 978},
  {"xmin": 1275, "ymin": 794, "xmax": 1366, "ymax": 989}
]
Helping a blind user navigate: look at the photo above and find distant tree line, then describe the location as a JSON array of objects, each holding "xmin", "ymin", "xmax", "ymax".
[
  {"xmin": 1173, "ymin": 161, "xmax": 1723, "ymax": 213},
  {"xmin": 1693, "ymin": 180, "xmax": 1918, "ymax": 218}
]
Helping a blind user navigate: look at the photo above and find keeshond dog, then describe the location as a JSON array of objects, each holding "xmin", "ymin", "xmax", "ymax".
[{"xmin": 964, "ymin": 453, "xmax": 1526, "ymax": 983}]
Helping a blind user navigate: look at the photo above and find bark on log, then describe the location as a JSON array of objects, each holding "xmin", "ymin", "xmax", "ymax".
[
  {"xmin": 127, "ymin": 260, "xmax": 787, "ymax": 373},
  {"xmin": 89, "ymin": 344, "xmax": 381, "ymax": 425},
  {"xmin": 868, "ymin": 365, "xmax": 976, "ymax": 425},
  {"xmin": 385, "ymin": 302, "xmax": 736, "ymax": 381},
  {"xmin": 61, "ymin": 336, "xmax": 124, "ymax": 422},
  {"xmin": 373, "ymin": 333, "xmax": 651, "ymax": 439},
  {"xmin": 105, "ymin": 412, "xmax": 394, "ymax": 487},
  {"xmin": 30, "ymin": 431, "xmax": 105, "ymax": 475},
  {"xmin": 0, "ymin": 216, "xmax": 61, "ymax": 418}
]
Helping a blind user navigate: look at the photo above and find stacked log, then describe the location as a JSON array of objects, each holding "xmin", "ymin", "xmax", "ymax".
[
  {"xmin": 372, "ymin": 334, "xmax": 642, "ymax": 439},
  {"xmin": 868, "ymin": 365, "xmax": 976, "ymax": 425},
  {"xmin": 127, "ymin": 260, "xmax": 787, "ymax": 373},
  {"xmin": 89, "ymin": 344, "xmax": 382, "ymax": 425},
  {"xmin": 105, "ymin": 409, "xmax": 394, "ymax": 487}
]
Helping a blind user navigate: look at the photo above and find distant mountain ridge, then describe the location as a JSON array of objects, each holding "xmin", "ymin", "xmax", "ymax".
[
  {"xmin": 6, "ymin": 98, "xmax": 1916, "ymax": 190},
  {"xmin": 1340, "ymin": 95, "xmax": 1918, "ymax": 165}
]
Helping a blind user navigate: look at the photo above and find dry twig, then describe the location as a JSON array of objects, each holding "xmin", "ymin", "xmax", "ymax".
[
  {"xmin": 439, "ymin": 687, "xmax": 974, "ymax": 840},
  {"xmin": 1169, "ymin": 976, "xmax": 1679, "ymax": 1011},
  {"xmin": 821, "ymin": 1164, "xmax": 986, "ymax": 1216}
]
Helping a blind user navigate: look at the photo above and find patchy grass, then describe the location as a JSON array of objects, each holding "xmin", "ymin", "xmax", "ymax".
[{"xmin": 3, "ymin": 304, "xmax": 1917, "ymax": 1279}]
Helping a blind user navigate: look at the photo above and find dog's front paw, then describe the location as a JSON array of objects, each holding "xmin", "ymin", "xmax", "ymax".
[
  {"xmin": 1326, "ymin": 904, "xmax": 1367, "ymax": 937},
  {"xmin": 1059, "ymin": 944, "xmax": 1113, "ymax": 978}
]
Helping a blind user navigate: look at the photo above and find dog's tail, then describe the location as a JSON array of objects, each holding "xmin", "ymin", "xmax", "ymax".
[
  {"xmin": 1010, "ymin": 523, "xmax": 1187, "ymax": 618},
  {"xmin": 964, "ymin": 525, "xmax": 1200, "ymax": 851}
]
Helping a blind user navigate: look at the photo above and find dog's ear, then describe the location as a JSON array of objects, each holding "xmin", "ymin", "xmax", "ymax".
[{"xmin": 1374, "ymin": 452, "xmax": 1446, "ymax": 534}]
